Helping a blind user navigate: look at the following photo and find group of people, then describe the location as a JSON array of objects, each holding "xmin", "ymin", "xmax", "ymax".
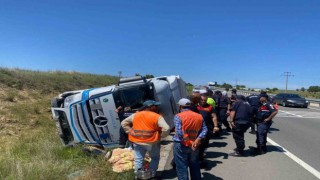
[{"xmin": 119, "ymin": 88, "xmax": 278, "ymax": 180}]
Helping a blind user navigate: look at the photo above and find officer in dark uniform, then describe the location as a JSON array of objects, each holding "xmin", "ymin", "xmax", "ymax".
[
  {"xmin": 246, "ymin": 93, "xmax": 260, "ymax": 134},
  {"xmin": 215, "ymin": 91, "xmax": 232, "ymax": 132},
  {"xmin": 230, "ymin": 89, "xmax": 238, "ymax": 107},
  {"xmin": 229, "ymin": 95, "xmax": 252, "ymax": 157},
  {"xmin": 260, "ymin": 90, "xmax": 271, "ymax": 102},
  {"xmin": 254, "ymin": 95, "xmax": 278, "ymax": 154}
]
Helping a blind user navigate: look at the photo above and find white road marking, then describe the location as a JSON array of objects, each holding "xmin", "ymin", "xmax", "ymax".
[
  {"xmin": 308, "ymin": 107, "xmax": 320, "ymax": 111},
  {"xmin": 279, "ymin": 110, "xmax": 303, "ymax": 117},
  {"xmin": 276, "ymin": 116, "xmax": 319, "ymax": 119},
  {"xmin": 267, "ymin": 137, "xmax": 320, "ymax": 179}
]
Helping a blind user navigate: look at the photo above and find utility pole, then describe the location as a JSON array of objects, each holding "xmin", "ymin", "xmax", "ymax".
[
  {"xmin": 118, "ymin": 71, "xmax": 122, "ymax": 80},
  {"xmin": 235, "ymin": 79, "xmax": 239, "ymax": 89},
  {"xmin": 282, "ymin": 72, "xmax": 294, "ymax": 93}
]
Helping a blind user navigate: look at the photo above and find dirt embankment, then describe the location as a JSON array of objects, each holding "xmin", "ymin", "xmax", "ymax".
[{"xmin": 0, "ymin": 85, "xmax": 53, "ymax": 149}]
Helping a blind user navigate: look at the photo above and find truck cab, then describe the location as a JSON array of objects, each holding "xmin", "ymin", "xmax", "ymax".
[{"xmin": 51, "ymin": 75, "xmax": 187, "ymax": 147}]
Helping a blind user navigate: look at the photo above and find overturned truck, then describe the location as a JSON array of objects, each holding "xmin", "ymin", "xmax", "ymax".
[{"xmin": 51, "ymin": 75, "xmax": 187, "ymax": 147}]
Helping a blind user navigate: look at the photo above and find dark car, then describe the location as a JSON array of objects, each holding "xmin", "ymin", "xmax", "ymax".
[{"xmin": 272, "ymin": 93, "xmax": 309, "ymax": 108}]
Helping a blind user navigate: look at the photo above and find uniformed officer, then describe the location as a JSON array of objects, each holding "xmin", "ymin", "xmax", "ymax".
[
  {"xmin": 229, "ymin": 95, "xmax": 252, "ymax": 157},
  {"xmin": 230, "ymin": 89, "xmax": 238, "ymax": 106},
  {"xmin": 215, "ymin": 91, "xmax": 232, "ymax": 132},
  {"xmin": 246, "ymin": 94, "xmax": 260, "ymax": 134},
  {"xmin": 254, "ymin": 96, "xmax": 278, "ymax": 154}
]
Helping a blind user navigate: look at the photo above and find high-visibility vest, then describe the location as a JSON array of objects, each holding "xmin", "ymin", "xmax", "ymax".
[
  {"xmin": 176, "ymin": 110, "xmax": 203, "ymax": 147},
  {"xmin": 128, "ymin": 111, "xmax": 161, "ymax": 143}
]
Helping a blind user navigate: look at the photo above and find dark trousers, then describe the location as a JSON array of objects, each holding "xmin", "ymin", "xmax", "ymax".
[
  {"xmin": 250, "ymin": 107, "xmax": 258, "ymax": 132},
  {"xmin": 256, "ymin": 121, "xmax": 273, "ymax": 147},
  {"xmin": 174, "ymin": 142, "xmax": 201, "ymax": 180},
  {"xmin": 119, "ymin": 126, "xmax": 128, "ymax": 146},
  {"xmin": 232, "ymin": 123, "xmax": 250, "ymax": 152},
  {"xmin": 198, "ymin": 129, "xmax": 210, "ymax": 161},
  {"xmin": 218, "ymin": 109, "xmax": 231, "ymax": 130}
]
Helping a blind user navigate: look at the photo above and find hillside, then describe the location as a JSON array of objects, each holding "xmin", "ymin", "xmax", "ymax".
[{"xmin": 0, "ymin": 68, "xmax": 134, "ymax": 179}]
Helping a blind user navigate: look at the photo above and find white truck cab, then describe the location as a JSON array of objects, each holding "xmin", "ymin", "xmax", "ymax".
[{"xmin": 51, "ymin": 75, "xmax": 187, "ymax": 147}]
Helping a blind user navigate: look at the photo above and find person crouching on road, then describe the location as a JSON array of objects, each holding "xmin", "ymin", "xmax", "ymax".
[
  {"xmin": 121, "ymin": 100, "xmax": 170, "ymax": 178},
  {"xmin": 255, "ymin": 96, "xmax": 278, "ymax": 154},
  {"xmin": 173, "ymin": 98, "xmax": 208, "ymax": 180},
  {"xmin": 229, "ymin": 95, "xmax": 252, "ymax": 157}
]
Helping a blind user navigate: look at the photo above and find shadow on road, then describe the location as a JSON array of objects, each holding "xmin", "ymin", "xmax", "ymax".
[
  {"xmin": 161, "ymin": 140, "xmax": 173, "ymax": 145},
  {"xmin": 247, "ymin": 145, "xmax": 285, "ymax": 157},
  {"xmin": 202, "ymin": 172, "xmax": 223, "ymax": 180},
  {"xmin": 209, "ymin": 141, "xmax": 228, "ymax": 148},
  {"xmin": 268, "ymin": 127, "xmax": 280, "ymax": 133},
  {"xmin": 159, "ymin": 166, "xmax": 177, "ymax": 179}
]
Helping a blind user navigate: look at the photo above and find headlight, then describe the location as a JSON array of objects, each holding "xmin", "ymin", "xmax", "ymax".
[
  {"xmin": 306, "ymin": 101, "xmax": 309, "ymax": 103},
  {"xmin": 287, "ymin": 100, "xmax": 294, "ymax": 102},
  {"xmin": 64, "ymin": 96, "xmax": 75, "ymax": 107}
]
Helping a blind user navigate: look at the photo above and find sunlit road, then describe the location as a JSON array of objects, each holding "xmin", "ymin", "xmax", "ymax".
[
  {"xmin": 161, "ymin": 105, "xmax": 320, "ymax": 180},
  {"xmin": 269, "ymin": 106, "xmax": 320, "ymax": 173}
]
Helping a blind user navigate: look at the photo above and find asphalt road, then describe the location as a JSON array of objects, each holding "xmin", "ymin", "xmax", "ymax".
[
  {"xmin": 160, "ymin": 105, "xmax": 320, "ymax": 180},
  {"xmin": 269, "ymin": 106, "xmax": 320, "ymax": 173}
]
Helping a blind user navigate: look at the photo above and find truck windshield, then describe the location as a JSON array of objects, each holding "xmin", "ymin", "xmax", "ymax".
[{"xmin": 118, "ymin": 84, "xmax": 155, "ymax": 110}]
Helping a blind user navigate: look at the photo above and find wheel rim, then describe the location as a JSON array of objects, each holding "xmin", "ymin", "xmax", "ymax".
[{"xmin": 282, "ymin": 102, "xmax": 286, "ymax": 106}]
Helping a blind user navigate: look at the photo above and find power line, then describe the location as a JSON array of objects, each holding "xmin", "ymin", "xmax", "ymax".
[{"xmin": 281, "ymin": 72, "xmax": 294, "ymax": 93}]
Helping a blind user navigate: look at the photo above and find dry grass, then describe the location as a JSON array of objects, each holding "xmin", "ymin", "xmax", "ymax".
[{"xmin": 0, "ymin": 67, "xmax": 134, "ymax": 179}]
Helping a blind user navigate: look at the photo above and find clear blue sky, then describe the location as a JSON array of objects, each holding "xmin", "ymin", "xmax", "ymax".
[{"xmin": 1, "ymin": 0, "xmax": 319, "ymax": 90}]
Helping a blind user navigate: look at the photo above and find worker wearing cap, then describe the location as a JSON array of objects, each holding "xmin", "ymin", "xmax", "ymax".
[
  {"xmin": 173, "ymin": 98, "xmax": 208, "ymax": 180},
  {"xmin": 121, "ymin": 100, "xmax": 170, "ymax": 178}
]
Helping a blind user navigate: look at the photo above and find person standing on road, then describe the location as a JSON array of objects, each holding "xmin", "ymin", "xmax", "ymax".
[
  {"xmin": 189, "ymin": 93, "xmax": 201, "ymax": 113},
  {"xmin": 230, "ymin": 89, "xmax": 238, "ymax": 106},
  {"xmin": 173, "ymin": 98, "xmax": 208, "ymax": 180},
  {"xmin": 216, "ymin": 91, "xmax": 232, "ymax": 133},
  {"xmin": 197, "ymin": 93, "xmax": 219, "ymax": 165},
  {"xmin": 207, "ymin": 90, "xmax": 216, "ymax": 109},
  {"xmin": 254, "ymin": 96, "xmax": 278, "ymax": 154},
  {"xmin": 229, "ymin": 95, "xmax": 252, "ymax": 157},
  {"xmin": 246, "ymin": 94, "xmax": 260, "ymax": 134},
  {"xmin": 121, "ymin": 100, "xmax": 170, "ymax": 178}
]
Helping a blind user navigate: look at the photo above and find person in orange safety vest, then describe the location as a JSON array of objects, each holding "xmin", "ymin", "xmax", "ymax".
[
  {"xmin": 121, "ymin": 100, "xmax": 170, "ymax": 179},
  {"xmin": 173, "ymin": 98, "xmax": 208, "ymax": 180}
]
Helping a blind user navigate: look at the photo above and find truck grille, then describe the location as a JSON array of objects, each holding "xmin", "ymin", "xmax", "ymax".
[{"xmin": 70, "ymin": 98, "xmax": 114, "ymax": 145}]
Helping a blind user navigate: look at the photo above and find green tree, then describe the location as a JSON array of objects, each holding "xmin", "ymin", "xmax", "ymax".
[
  {"xmin": 301, "ymin": 87, "xmax": 305, "ymax": 92},
  {"xmin": 221, "ymin": 83, "xmax": 233, "ymax": 89},
  {"xmin": 145, "ymin": 74, "xmax": 154, "ymax": 79},
  {"xmin": 308, "ymin": 86, "xmax": 320, "ymax": 92}
]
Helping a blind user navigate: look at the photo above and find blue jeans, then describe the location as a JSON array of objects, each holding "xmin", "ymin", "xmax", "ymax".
[
  {"xmin": 174, "ymin": 142, "xmax": 201, "ymax": 180},
  {"xmin": 256, "ymin": 121, "xmax": 273, "ymax": 146},
  {"xmin": 133, "ymin": 142, "xmax": 160, "ymax": 173}
]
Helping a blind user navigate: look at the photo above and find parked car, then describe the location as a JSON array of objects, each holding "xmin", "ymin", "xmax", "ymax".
[
  {"xmin": 51, "ymin": 75, "xmax": 187, "ymax": 147},
  {"xmin": 272, "ymin": 93, "xmax": 309, "ymax": 108}
]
